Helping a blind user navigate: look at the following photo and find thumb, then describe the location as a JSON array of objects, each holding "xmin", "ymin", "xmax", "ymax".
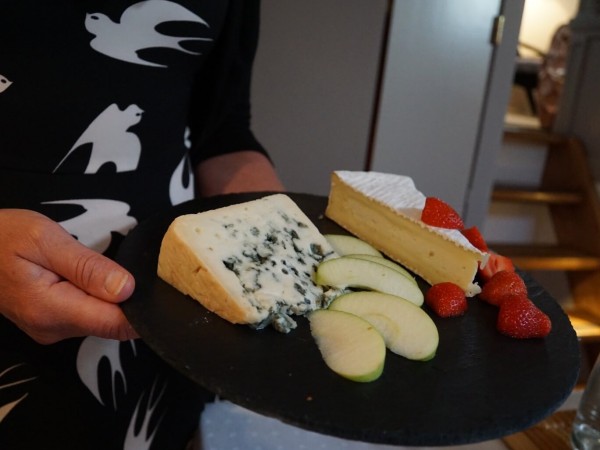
[{"xmin": 41, "ymin": 232, "xmax": 135, "ymax": 303}]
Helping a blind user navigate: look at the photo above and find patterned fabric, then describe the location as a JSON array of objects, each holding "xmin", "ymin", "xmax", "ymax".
[{"xmin": 0, "ymin": 1, "xmax": 266, "ymax": 448}]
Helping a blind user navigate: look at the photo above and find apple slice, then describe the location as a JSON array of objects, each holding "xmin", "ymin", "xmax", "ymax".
[
  {"xmin": 329, "ymin": 291, "xmax": 438, "ymax": 361},
  {"xmin": 324, "ymin": 234, "xmax": 382, "ymax": 257},
  {"xmin": 315, "ymin": 256, "xmax": 424, "ymax": 306},
  {"xmin": 309, "ymin": 309, "xmax": 385, "ymax": 382},
  {"xmin": 347, "ymin": 254, "xmax": 417, "ymax": 286}
]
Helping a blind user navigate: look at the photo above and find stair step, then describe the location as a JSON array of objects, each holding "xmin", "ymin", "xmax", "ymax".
[
  {"xmin": 503, "ymin": 125, "xmax": 567, "ymax": 145},
  {"xmin": 567, "ymin": 307, "xmax": 600, "ymax": 342},
  {"xmin": 492, "ymin": 187, "xmax": 583, "ymax": 205},
  {"xmin": 489, "ymin": 244, "xmax": 600, "ymax": 271}
]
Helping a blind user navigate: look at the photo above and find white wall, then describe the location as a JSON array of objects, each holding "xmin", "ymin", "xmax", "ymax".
[
  {"xmin": 252, "ymin": 0, "xmax": 522, "ymax": 223},
  {"xmin": 251, "ymin": 0, "xmax": 387, "ymax": 196},
  {"xmin": 369, "ymin": 0, "xmax": 516, "ymax": 218},
  {"xmin": 519, "ymin": 0, "xmax": 579, "ymax": 55}
]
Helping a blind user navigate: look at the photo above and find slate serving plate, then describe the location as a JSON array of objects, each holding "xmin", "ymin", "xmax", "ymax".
[{"xmin": 117, "ymin": 192, "xmax": 581, "ymax": 446}]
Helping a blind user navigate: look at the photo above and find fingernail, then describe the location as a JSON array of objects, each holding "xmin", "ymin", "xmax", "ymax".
[{"xmin": 105, "ymin": 270, "xmax": 129, "ymax": 297}]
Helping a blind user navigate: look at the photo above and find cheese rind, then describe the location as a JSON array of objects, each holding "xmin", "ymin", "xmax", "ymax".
[
  {"xmin": 325, "ymin": 171, "xmax": 488, "ymax": 296},
  {"xmin": 157, "ymin": 194, "xmax": 340, "ymax": 332}
]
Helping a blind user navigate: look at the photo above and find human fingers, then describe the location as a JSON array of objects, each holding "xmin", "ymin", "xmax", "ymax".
[
  {"xmin": 0, "ymin": 209, "xmax": 139, "ymax": 343},
  {"xmin": 29, "ymin": 217, "xmax": 135, "ymax": 303},
  {"xmin": 15, "ymin": 277, "xmax": 139, "ymax": 344}
]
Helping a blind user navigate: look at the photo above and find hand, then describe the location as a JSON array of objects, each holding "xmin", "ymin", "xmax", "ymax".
[{"xmin": 0, "ymin": 209, "xmax": 138, "ymax": 344}]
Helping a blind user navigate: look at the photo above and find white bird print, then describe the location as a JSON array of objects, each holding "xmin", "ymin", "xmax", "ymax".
[
  {"xmin": 124, "ymin": 379, "xmax": 166, "ymax": 450},
  {"xmin": 42, "ymin": 199, "xmax": 138, "ymax": 253},
  {"xmin": 0, "ymin": 363, "xmax": 37, "ymax": 423},
  {"xmin": 169, "ymin": 128, "xmax": 195, "ymax": 205},
  {"xmin": 0, "ymin": 74, "xmax": 12, "ymax": 93},
  {"xmin": 169, "ymin": 154, "xmax": 194, "ymax": 206},
  {"xmin": 77, "ymin": 337, "xmax": 137, "ymax": 409},
  {"xmin": 85, "ymin": 0, "xmax": 212, "ymax": 67},
  {"xmin": 54, "ymin": 103, "xmax": 143, "ymax": 174}
]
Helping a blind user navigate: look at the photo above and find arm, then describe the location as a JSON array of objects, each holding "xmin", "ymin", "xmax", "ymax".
[
  {"xmin": 189, "ymin": 1, "xmax": 275, "ymax": 185},
  {"xmin": 191, "ymin": 3, "xmax": 284, "ymax": 198},
  {"xmin": 0, "ymin": 209, "xmax": 138, "ymax": 344},
  {"xmin": 195, "ymin": 150, "xmax": 284, "ymax": 197}
]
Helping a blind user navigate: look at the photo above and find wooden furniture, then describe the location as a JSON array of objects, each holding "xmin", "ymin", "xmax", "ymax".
[
  {"xmin": 490, "ymin": 127, "xmax": 600, "ymax": 345},
  {"xmin": 503, "ymin": 410, "xmax": 575, "ymax": 450},
  {"xmin": 494, "ymin": 129, "xmax": 599, "ymax": 446}
]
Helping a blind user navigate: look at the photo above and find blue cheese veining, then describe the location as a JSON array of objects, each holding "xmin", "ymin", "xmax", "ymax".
[{"xmin": 157, "ymin": 194, "xmax": 342, "ymax": 333}]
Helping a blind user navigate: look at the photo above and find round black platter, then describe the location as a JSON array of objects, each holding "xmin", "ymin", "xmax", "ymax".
[{"xmin": 116, "ymin": 192, "xmax": 580, "ymax": 447}]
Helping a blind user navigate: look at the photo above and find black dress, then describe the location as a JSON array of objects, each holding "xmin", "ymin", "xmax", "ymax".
[{"xmin": 0, "ymin": 1, "xmax": 268, "ymax": 448}]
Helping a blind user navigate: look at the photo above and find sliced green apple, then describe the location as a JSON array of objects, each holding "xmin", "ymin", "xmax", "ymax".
[
  {"xmin": 346, "ymin": 254, "xmax": 417, "ymax": 286},
  {"xmin": 329, "ymin": 291, "xmax": 438, "ymax": 361},
  {"xmin": 309, "ymin": 309, "xmax": 385, "ymax": 382},
  {"xmin": 315, "ymin": 256, "xmax": 424, "ymax": 306},
  {"xmin": 324, "ymin": 234, "xmax": 382, "ymax": 257}
]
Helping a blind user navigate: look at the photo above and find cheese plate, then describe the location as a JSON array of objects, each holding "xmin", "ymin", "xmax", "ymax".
[{"xmin": 117, "ymin": 192, "xmax": 580, "ymax": 446}]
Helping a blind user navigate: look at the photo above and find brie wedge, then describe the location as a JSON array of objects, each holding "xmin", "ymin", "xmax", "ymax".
[{"xmin": 325, "ymin": 171, "xmax": 488, "ymax": 296}]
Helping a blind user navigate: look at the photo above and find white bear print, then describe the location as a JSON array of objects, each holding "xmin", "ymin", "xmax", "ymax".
[
  {"xmin": 0, "ymin": 74, "xmax": 12, "ymax": 93},
  {"xmin": 54, "ymin": 104, "xmax": 143, "ymax": 174},
  {"xmin": 85, "ymin": 0, "xmax": 212, "ymax": 68}
]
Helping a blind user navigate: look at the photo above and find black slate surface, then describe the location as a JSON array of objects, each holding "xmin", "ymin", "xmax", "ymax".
[{"xmin": 117, "ymin": 192, "xmax": 581, "ymax": 446}]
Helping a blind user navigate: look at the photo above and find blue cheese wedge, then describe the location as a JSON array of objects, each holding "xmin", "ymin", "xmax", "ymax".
[
  {"xmin": 157, "ymin": 194, "xmax": 341, "ymax": 333},
  {"xmin": 325, "ymin": 171, "xmax": 488, "ymax": 296}
]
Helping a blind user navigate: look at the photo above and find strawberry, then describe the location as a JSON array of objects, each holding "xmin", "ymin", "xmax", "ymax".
[
  {"xmin": 421, "ymin": 197, "xmax": 465, "ymax": 229},
  {"xmin": 461, "ymin": 226, "xmax": 489, "ymax": 252},
  {"xmin": 425, "ymin": 282, "xmax": 467, "ymax": 318},
  {"xmin": 479, "ymin": 270, "xmax": 527, "ymax": 306},
  {"xmin": 478, "ymin": 253, "xmax": 515, "ymax": 282},
  {"xmin": 497, "ymin": 295, "xmax": 552, "ymax": 339}
]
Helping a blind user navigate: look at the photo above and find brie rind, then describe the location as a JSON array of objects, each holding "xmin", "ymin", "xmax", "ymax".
[{"xmin": 325, "ymin": 171, "xmax": 488, "ymax": 296}]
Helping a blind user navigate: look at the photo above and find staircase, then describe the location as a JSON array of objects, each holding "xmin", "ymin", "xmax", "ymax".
[{"xmin": 488, "ymin": 126, "xmax": 600, "ymax": 344}]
